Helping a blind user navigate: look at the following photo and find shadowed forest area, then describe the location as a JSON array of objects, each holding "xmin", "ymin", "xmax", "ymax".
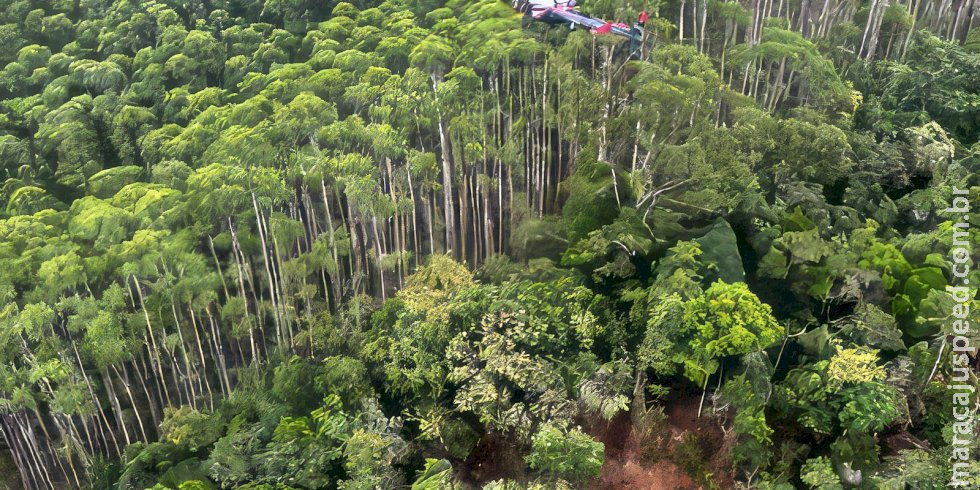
[{"xmin": 0, "ymin": 0, "xmax": 978, "ymax": 488}]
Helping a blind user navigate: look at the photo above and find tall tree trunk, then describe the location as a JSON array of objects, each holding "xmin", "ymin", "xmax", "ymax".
[
  {"xmin": 865, "ymin": 0, "xmax": 887, "ymax": 60},
  {"xmin": 680, "ymin": 0, "xmax": 687, "ymax": 42},
  {"xmin": 69, "ymin": 338, "xmax": 120, "ymax": 456},
  {"xmin": 405, "ymin": 167, "xmax": 421, "ymax": 262},
  {"xmin": 371, "ymin": 214, "xmax": 387, "ymax": 298},
  {"xmin": 251, "ymin": 193, "xmax": 283, "ymax": 348},
  {"xmin": 187, "ymin": 308, "xmax": 216, "ymax": 408},
  {"xmin": 860, "ymin": 0, "xmax": 880, "ymax": 58},
  {"xmin": 432, "ymin": 72, "xmax": 457, "ymax": 258},
  {"xmin": 319, "ymin": 180, "xmax": 342, "ymax": 306},
  {"xmin": 206, "ymin": 307, "xmax": 233, "ymax": 395},
  {"xmin": 132, "ymin": 275, "xmax": 173, "ymax": 407},
  {"xmin": 169, "ymin": 305, "xmax": 199, "ymax": 410},
  {"xmin": 226, "ymin": 221, "xmax": 259, "ymax": 364},
  {"xmin": 2, "ymin": 416, "xmax": 36, "ymax": 490},
  {"xmin": 100, "ymin": 368, "xmax": 131, "ymax": 446},
  {"xmin": 131, "ymin": 358, "xmax": 161, "ymax": 428},
  {"xmin": 109, "ymin": 365, "xmax": 147, "ymax": 442}
]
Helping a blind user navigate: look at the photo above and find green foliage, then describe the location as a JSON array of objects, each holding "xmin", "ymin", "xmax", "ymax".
[
  {"xmin": 205, "ymin": 419, "xmax": 267, "ymax": 488},
  {"xmin": 561, "ymin": 158, "xmax": 621, "ymax": 241},
  {"xmin": 774, "ymin": 342, "xmax": 903, "ymax": 477},
  {"xmin": 160, "ymin": 406, "xmax": 222, "ymax": 451},
  {"xmin": 693, "ymin": 219, "xmax": 745, "ymax": 283},
  {"xmin": 341, "ymin": 428, "xmax": 404, "ymax": 489},
  {"xmin": 525, "ymin": 423, "xmax": 604, "ymax": 481},
  {"xmin": 117, "ymin": 442, "xmax": 192, "ymax": 490},
  {"xmin": 873, "ymin": 32, "xmax": 980, "ymax": 143},
  {"xmin": 875, "ymin": 449, "xmax": 956, "ymax": 489},
  {"xmin": 411, "ymin": 459, "xmax": 456, "ymax": 489},
  {"xmin": 562, "ymin": 208, "xmax": 652, "ymax": 282},
  {"xmin": 670, "ymin": 433, "xmax": 718, "ymax": 489},
  {"xmin": 317, "ymin": 356, "xmax": 373, "ymax": 410},
  {"xmin": 720, "ymin": 374, "xmax": 773, "ymax": 473},
  {"xmin": 800, "ymin": 456, "xmax": 842, "ymax": 489},
  {"xmin": 0, "ymin": 1, "xmax": 975, "ymax": 489},
  {"xmin": 510, "ymin": 215, "xmax": 568, "ymax": 263},
  {"xmin": 396, "ymin": 254, "xmax": 474, "ymax": 323},
  {"xmin": 270, "ymin": 356, "xmax": 325, "ymax": 414},
  {"xmin": 638, "ymin": 293, "xmax": 693, "ymax": 376},
  {"xmin": 682, "ymin": 281, "xmax": 783, "ymax": 385},
  {"xmin": 687, "ymin": 281, "xmax": 783, "ymax": 357},
  {"xmin": 834, "ymin": 304, "xmax": 905, "ymax": 351},
  {"xmin": 259, "ymin": 394, "xmax": 351, "ymax": 488}
]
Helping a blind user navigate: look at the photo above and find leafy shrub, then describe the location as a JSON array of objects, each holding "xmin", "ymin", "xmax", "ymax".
[{"xmin": 525, "ymin": 423, "xmax": 604, "ymax": 481}]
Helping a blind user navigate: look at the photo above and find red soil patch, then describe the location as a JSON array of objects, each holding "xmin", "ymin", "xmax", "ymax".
[
  {"xmin": 586, "ymin": 391, "xmax": 735, "ymax": 490},
  {"xmin": 586, "ymin": 411, "xmax": 697, "ymax": 490},
  {"xmin": 455, "ymin": 392, "xmax": 735, "ymax": 489},
  {"xmin": 593, "ymin": 456, "xmax": 698, "ymax": 489},
  {"xmin": 665, "ymin": 392, "xmax": 737, "ymax": 489}
]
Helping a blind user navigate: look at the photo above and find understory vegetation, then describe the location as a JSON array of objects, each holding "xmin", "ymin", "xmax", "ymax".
[{"xmin": 0, "ymin": 0, "xmax": 978, "ymax": 488}]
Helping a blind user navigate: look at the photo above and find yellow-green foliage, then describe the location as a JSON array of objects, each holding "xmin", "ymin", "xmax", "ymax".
[
  {"xmin": 826, "ymin": 345, "xmax": 886, "ymax": 389},
  {"xmin": 397, "ymin": 254, "xmax": 474, "ymax": 323}
]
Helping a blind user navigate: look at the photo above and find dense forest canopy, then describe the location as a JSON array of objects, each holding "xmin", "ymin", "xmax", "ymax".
[{"xmin": 0, "ymin": 0, "xmax": 978, "ymax": 488}]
